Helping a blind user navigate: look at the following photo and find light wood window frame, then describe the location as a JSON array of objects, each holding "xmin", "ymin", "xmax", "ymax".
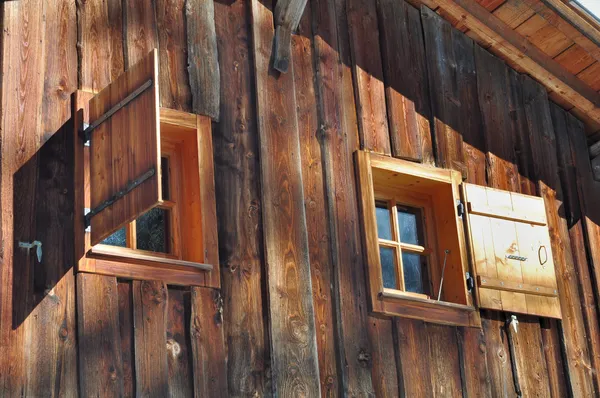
[{"xmin": 355, "ymin": 150, "xmax": 480, "ymax": 327}]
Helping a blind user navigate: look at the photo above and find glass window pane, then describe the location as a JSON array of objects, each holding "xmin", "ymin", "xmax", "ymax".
[
  {"xmin": 375, "ymin": 201, "xmax": 392, "ymax": 240},
  {"xmin": 402, "ymin": 252, "xmax": 429, "ymax": 295},
  {"xmin": 136, "ymin": 207, "xmax": 169, "ymax": 253},
  {"xmin": 397, "ymin": 206, "xmax": 423, "ymax": 245},
  {"xmin": 161, "ymin": 156, "xmax": 170, "ymax": 200},
  {"xmin": 101, "ymin": 227, "xmax": 126, "ymax": 247},
  {"xmin": 379, "ymin": 246, "xmax": 397, "ymax": 289}
]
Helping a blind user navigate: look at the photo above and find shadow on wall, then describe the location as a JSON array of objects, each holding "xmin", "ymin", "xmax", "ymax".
[{"xmin": 12, "ymin": 118, "xmax": 75, "ymax": 328}]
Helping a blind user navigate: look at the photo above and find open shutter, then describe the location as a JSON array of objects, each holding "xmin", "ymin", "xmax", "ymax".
[
  {"xmin": 88, "ymin": 49, "xmax": 161, "ymax": 245},
  {"xmin": 463, "ymin": 183, "xmax": 561, "ymax": 319}
]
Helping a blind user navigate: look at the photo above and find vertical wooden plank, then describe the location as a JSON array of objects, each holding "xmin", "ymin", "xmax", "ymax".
[
  {"xmin": 481, "ymin": 312, "xmax": 517, "ymax": 397},
  {"xmin": 347, "ymin": 0, "xmax": 390, "ymax": 154},
  {"xmin": 293, "ymin": 6, "xmax": 339, "ymax": 396},
  {"xmin": 540, "ymin": 319, "xmax": 569, "ymax": 398},
  {"xmin": 377, "ymin": 0, "xmax": 433, "ymax": 163},
  {"xmin": 77, "ymin": 0, "xmax": 124, "ymax": 91},
  {"xmin": 312, "ymin": 0, "xmax": 376, "ymax": 393},
  {"xmin": 523, "ymin": 76, "xmax": 593, "ymax": 397},
  {"xmin": 77, "ymin": 273, "xmax": 124, "ymax": 396},
  {"xmin": 394, "ymin": 319, "xmax": 433, "ymax": 397},
  {"xmin": 553, "ymin": 102, "xmax": 600, "ymax": 395},
  {"xmin": 250, "ymin": 0, "xmax": 320, "ymax": 395},
  {"xmin": 368, "ymin": 319, "xmax": 399, "ymax": 397},
  {"xmin": 427, "ymin": 324, "xmax": 463, "ymax": 397},
  {"xmin": 186, "ymin": 0, "xmax": 220, "ymax": 120},
  {"xmin": 123, "ymin": 0, "xmax": 158, "ymax": 67},
  {"xmin": 213, "ymin": 0, "xmax": 269, "ymax": 394},
  {"xmin": 117, "ymin": 280, "xmax": 135, "ymax": 398},
  {"xmin": 474, "ymin": 46, "xmax": 519, "ymax": 193},
  {"xmin": 190, "ymin": 286, "xmax": 227, "ymax": 397},
  {"xmin": 42, "ymin": 0, "xmax": 77, "ymax": 140},
  {"xmin": 166, "ymin": 287, "xmax": 194, "ymax": 398},
  {"xmin": 155, "ymin": 0, "xmax": 192, "ymax": 111},
  {"xmin": 133, "ymin": 280, "xmax": 169, "ymax": 398},
  {"xmin": 457, "ymin": 327, "xmax": 492, "ymax": 398}
]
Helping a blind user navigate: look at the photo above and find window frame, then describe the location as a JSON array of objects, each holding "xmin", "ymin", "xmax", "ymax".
[
  {"xmin": 73, "ymin": 89, "xmax": 220, "ymax": 287},
  {"xmin": 355, "ymin": 150, "xmax": 480, "ymax": 327}
]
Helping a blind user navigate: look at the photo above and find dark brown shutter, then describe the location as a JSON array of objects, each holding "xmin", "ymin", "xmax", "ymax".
[{"xmin": 88, "ymin": 49, "xmax": 161, "ymax": 245}]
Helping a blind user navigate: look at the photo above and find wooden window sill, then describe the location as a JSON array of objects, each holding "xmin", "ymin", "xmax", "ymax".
[
  {"xmin": 88, "ymin": 245, "xmax": 213, "ymax": 271},
  {"xmin": 377, "ymin": 288, "xmax": 481, "ymax": 328}
]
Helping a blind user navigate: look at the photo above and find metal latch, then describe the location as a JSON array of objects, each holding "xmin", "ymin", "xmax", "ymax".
[
  {"xmin": 18, "ymin": 240, "xmax": 42, "ymax": 262},
  {"xmin": 465, "ymin": 272, "xmax": 474, "ymax": 293},
  {"xmin": 506, "ymin": 254, "xmax": 527, "ymax": 261}
]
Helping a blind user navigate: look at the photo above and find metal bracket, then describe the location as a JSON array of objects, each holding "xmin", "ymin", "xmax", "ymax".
[
  {"xmin": 18, "ymin": 240, "xmax": 42, "ymax": 262},
  {"xmin": 80, "ymin": 79, "xmax": 154, "ymax": 143},
  {"xmin": 84, "ymin": 168, "xmax": 156, "ymax": 228},
  {"xmin": 456, "ymin": 200, "xmax": 465, "ymax": 217}
]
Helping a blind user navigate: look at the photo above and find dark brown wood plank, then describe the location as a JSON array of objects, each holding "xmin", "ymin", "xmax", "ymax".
[
  {"xmin": 347, "ymin": 0, "xmax": 391, "ymax": 154},
  {"xmin": 250, "ymin": 0, "xmax": 320, "ymax": 395},
  {"xmin": 117, "ymin": 280, "xmax": 135, "ymax": 398},
  {"xmin": 457, "ymin": 326, "xmax": 492, "ymax": 397},
  {"xmin": 212, "ymin": 0, "xmax": 269, "ymax": 394},
  {"xmin": 394, "ymin": 319, "xmax": 433, "ymax": 397},
  {"xmin": 523, "ymin": 75, "xmax": 593, "ymax": 396},
  {"xmin": 155, "ymin": 0, "xmax": 192, "ymax": 111},
  {"xmin": 475, "ymin": 46, "xmax": 520, "ymax": 193},
  {"xmin": 368, "ymin": 319, "xmax": 399, "ymax": 397},
  {"xmin": 166, "ymin": 287, "xmax": 194, "ymax": 397},
  {"xmin": 553, "ymin": 101, "xmax": 600, "ymax": 395},
  {"xmin": 77, "ymin": 273, "xmax": 124, "ymax": 396},
  {"xmin": 186, "ymin": 0, "xmax": 220, "ymax": 120},
  {"xmin": 293, "ymin": 6, "xmax": 339, "ymax": 395},
  {"xmin": 133, "ymin": 280, "xmax": 169, "ymax": 398},
  {"xmin": 312, "ymin": 0, "xmax": 376, "ymax": 393},
  {"xmin": 481, "ymin": 312, "xmax": 517, "ymax": 397},
  {"xmin": 426, "ymin": 324, "xmax": 463, "ymax": 397},
  {"xmin": 377, "ymin": 0, "xmax": 433, "ymax": 163},
  {"xmin": 540, "ymin": 318, "xmax": 569, "ymax": 398},
  {"xmin": 190, "ymin": 287, "xmax": 227, "ymax": 397},
  {"xmin": 123, "ymin": 0, "xmax": 158, "ymax": 67}
]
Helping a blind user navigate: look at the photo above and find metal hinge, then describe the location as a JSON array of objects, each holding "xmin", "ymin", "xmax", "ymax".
[
  {"xmin": 84, "ymin": 168, "xmax": 156, "ymax": 228},
  {"xmin": 456, "ymin": 200, "xmax": 465, "ymax": 217},
  {"xmin": 80, "ymin": 79, "xmax": 154, "ymax": 144}
]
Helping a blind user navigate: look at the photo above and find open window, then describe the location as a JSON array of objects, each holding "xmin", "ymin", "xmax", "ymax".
[
  {"xmin": 73, "ymin": 49, "xmax": 219, "ymax": 287},
  {"xmin": 355, "ymin": 151, "xmax": 478, "ymax": 327},
  {"xmin": 355, "ymin": 150, "xmax": 562, "ymax": 326}
]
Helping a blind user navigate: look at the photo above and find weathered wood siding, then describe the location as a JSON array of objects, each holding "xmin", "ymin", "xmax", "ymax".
[{"xmin": 1, "ymin": 0, "xmax": 599, "ymax": 396}]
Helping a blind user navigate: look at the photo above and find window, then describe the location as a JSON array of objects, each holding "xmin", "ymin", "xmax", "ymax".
[
  {"xmin": 355, "ymin": 150, "xmax": 479, "ymax": 327},
  {"xmin": 74, "ymin": 49, "xmax": 219, "ymax": 288}
]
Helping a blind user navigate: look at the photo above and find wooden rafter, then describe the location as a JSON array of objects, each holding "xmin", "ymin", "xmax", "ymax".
[{"xmin": 428, "ymin": 0, "xmax": 600, "ymax": 126}]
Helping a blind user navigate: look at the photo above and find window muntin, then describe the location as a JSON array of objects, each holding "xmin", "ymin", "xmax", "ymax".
[{"xmin": 375, "ymin": 196, "xmax": 434, "ymax": 298}]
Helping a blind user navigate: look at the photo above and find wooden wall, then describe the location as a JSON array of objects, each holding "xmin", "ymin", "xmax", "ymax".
[{"xmin": 1, "ymin": 0, "xmax": 600, "ymax": 396}]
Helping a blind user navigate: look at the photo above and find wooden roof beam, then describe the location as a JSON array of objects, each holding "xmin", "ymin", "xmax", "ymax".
[{"xmin": 428, "ymin": 0, "xmax": 600, "ymax": 125}]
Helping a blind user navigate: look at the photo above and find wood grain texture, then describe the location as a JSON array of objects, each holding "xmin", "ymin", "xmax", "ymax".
[
  {"xmin": 213, "ymin": 0, "xmax": 269, "ymax": 394},
  {"xmin": 166, "ymin": 287, "xmax": 194, "ymax": 397},
  {"xmin": 347, "ymin": 0, "xmax": 391, "ymax": 154},
  {"xmin": 133, "ymin": 280, "xmax": 169, "ymax": 398},
  {"xmin": 77, "ymin": 273, "xmax": 124, "ymax": 396},
  {"xmin": 250, "ymin": 0, "xmax": 320, "ymax": 395},
  {"xmin": 186, "ymin": 0, "xmax": 220, "ymax": 120},
  {"xmin": 553, "ymin": 101, "xmax": 600, "ymax": 395},
  {"xmin": 117, "ymin": 280, "xmax": 135, "ymax": 397},
  {"xmin": 77, "ymin": 0, "xmax": 124, "ymax": 92},
  {"xmin": 273, "ymin": 0, "xmax": 308, "ymax": 72},
  {"xmin": 377, "ymin": 0, "xmax": 433, "ymax": 163},
  {"xmin": 312, "ymin": 0, "xmax": 375, "ymax": 393},
  {"xmin": 293, "ymin": 6, "xmax": 339, "ymax": 395},
  {"xmin": 155, "ymin": 0, "xmax": 192, "ymax": 111},
  {"xmin": 394, "ymin": 319, "xmax": 433, "ymax": 397},
  {"xmin": 525, "ymin": 77, "xmax": 595, "ymax": 395},
  {"xmin": 190, "ymin": 287, "xmax": 227, "ymax": 397},
  {"xmin": 88, "ymin": 49, "xmax": 161, "ymax": 245}
]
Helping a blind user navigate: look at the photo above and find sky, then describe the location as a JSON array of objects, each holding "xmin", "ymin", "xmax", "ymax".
[{"xmin": 575, "ymin": 0, "xmax": 600, "ymax": 21}]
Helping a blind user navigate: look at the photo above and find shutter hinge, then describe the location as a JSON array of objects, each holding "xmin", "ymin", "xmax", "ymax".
[
  {"xmin": 456, "ymin": 200, "xmax": 465, "ymax": 217},
  {"xmin": 80, "ymin": 79, "xmax": 154, "ymax": 143},
  {"xmin": 84, "ymin": 168, "xmax": 156, "ymax": 228}
]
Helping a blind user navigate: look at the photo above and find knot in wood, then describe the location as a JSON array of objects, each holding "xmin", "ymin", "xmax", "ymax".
[
  {"xmin": 357, "ymin": 350, "xmax": 371, "ymax": 365},
  {"xmin": 289, "ymin": 315, "xmax": 309, "ymax": 344},
  {"xmin": 59, "ymin": 325, "xmax": 69, "ymax": 340},
  {"xmin": 166, "ymin": 338, "xmax": 181, "ymax": 358}
]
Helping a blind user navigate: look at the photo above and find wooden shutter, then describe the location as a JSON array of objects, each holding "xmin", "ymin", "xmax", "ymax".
[
  {"xmin": 88, "ymin": 49, "xmax": 161, "ymax": 245},
  {"xmin": 463, "ymin": 183, "xmax": 561, "ymax": 319}
]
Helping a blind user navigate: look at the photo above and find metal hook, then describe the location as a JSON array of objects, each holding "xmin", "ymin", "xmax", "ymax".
[{"xmin": 18, "ymin": 240, "xmax": 42, "ymax": 263}]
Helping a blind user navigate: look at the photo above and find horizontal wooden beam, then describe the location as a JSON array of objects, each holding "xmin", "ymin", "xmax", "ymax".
[
  {"xmin": 541, "ymin": 0, "xmax": 600, "ymax": 46},
  {"xmin": 428, "ymin": 0, "xmax": 600, "ymax": 125}
]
